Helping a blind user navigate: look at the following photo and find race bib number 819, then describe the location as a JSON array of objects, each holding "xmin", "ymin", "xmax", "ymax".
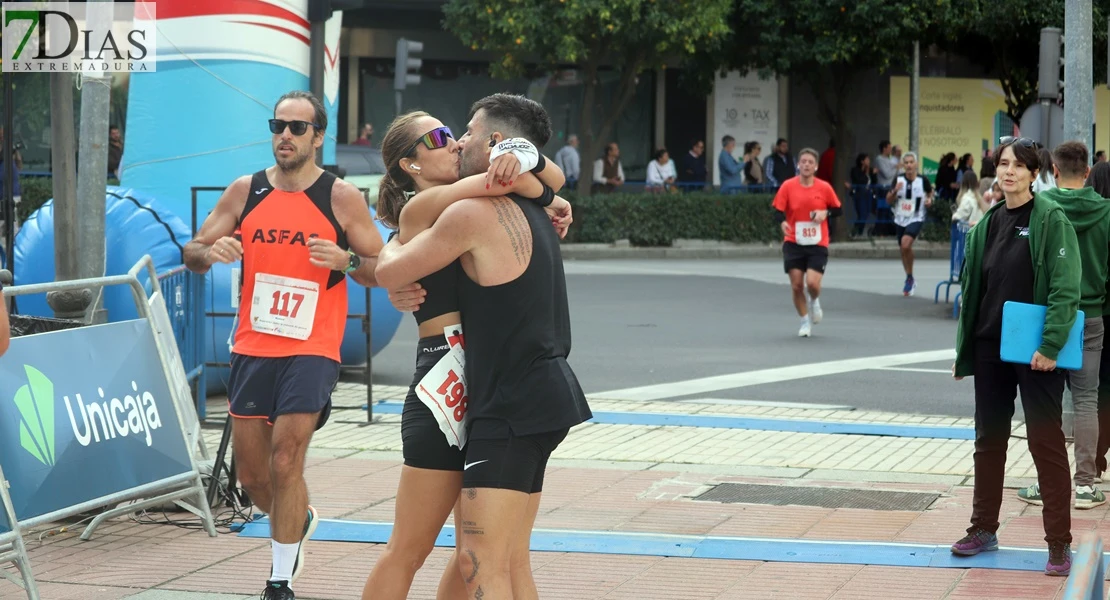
[{"xmin": 795, "ymin": 221, "xmax": 822, "ymax": 246}]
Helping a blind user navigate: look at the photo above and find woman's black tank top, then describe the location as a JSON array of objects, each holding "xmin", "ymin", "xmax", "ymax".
[{"xmin": 387, "ymin": 231, "xmax": 461, "ymax": 325}]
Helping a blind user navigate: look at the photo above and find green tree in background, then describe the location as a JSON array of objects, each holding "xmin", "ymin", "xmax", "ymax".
[
  {"xmin": 942, "ymin": 0, "xmax": 1109, "ymax": 127},
  {"xmin": 443, "ymin": 0, "xmax": 732, "ymax": 195},
  {"xmin": 684, "ymin": 0, "xmax": 971, "ymax": 239}
]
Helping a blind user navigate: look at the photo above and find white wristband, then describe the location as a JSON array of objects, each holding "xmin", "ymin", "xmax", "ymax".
[{"xmin": 490, "ymin": 138, "xmax": 539, "ymax": 174}]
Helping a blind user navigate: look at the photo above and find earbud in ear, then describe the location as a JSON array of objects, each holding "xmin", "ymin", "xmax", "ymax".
[{"xmin": 411, "ymin": 164, "xmax": 422, "ymax": 172}]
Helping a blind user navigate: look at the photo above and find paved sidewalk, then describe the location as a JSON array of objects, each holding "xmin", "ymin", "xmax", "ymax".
[{"xmin": 1, "ymin": 384, "xmax": 1103, "ymax": 599}]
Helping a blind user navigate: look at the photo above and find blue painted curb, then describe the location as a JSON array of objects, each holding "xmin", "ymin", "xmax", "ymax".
[
  {"xmin": 237, "ymin": 518, "xmax": 1106, "ymax": 573},
  {"xmin": 364, "ymin": 402, "xmax": 975, "ymax": 440}
]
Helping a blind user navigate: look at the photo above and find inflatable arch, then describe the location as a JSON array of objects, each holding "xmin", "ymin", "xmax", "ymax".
[{"xmin": 14, "ymin": 1, "xmax": 402, "ymax": 395}]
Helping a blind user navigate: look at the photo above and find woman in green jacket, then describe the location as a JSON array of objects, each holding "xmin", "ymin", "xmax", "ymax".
[{"xmin": 949, "ymin": 137, "xmax": 1081, "ymax": 576}]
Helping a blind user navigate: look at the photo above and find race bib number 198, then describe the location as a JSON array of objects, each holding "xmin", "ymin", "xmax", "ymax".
[{"xmin": 415, "ymin": 325, "xmax": 469, "ymax": 449}]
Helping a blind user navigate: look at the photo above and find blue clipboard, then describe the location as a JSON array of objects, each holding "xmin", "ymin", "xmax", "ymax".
[{"xmin": 1000, "ymin": 301, "xmax": 1085, "ymax": 370}]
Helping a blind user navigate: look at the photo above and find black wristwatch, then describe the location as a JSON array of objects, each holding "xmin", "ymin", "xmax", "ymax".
[{"xmin": 343, "ymin": 251, "xmax": 361, "ymax": 274}]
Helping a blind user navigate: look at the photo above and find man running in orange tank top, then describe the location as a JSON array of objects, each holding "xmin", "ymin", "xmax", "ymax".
[{"xmin": 184, "ymin": 91, "xmax": 383, "ymax": 600}]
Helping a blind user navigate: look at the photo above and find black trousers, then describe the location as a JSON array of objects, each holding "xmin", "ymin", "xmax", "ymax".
[
  {"xmin": 1096, "ymin": 315, "xmax": 1110, "ymax": 474},
  {"xmin": 970, "ymin": 341, "xmax": 1072, "ymax": 545}
]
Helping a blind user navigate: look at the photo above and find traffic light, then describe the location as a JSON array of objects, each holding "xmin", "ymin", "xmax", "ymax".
[
  {"xmin": 1038, "ymin": 27, "xmax": 1064, "ymax": 100},
  {"xmin": 308, "ymin": 0, "xmax": 369, "ymax": 21},
  {"xmin": 394, "ymin": 38, "xmax": 423, "ymax": 92}
]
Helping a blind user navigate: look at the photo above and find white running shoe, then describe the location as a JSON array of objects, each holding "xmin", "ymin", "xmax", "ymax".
[
  {"xmin": 810, "ymin": 300, "xmax": 823, "ymax": 324},
  {"xmin": 798, "ymin": 319, "xmax": 812, "ymax": 338}
]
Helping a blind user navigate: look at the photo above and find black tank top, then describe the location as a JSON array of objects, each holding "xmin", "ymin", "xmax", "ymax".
[
  {"xmin": 387, "ymin": 230, "xmax": 461, "ymax": 326},
  {"xmin": 457, "ymin": 194, "xmax": 592, "ymax": 438}
]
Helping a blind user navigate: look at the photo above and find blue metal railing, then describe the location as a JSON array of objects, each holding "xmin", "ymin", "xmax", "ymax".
[
  {"xmin": 936, "ymin": 220, "xmax": 971, "ymax": 307},
  {"xmin": 157, "ymin": 265, "xmax": 208, "ymax": 419}
]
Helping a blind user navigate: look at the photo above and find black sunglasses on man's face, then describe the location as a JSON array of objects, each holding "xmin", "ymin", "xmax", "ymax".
[{"xmin": 269, "ymin": 119, "xmax": 319, "ymax": 136}]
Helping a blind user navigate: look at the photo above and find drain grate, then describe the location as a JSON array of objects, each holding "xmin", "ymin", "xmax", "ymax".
[{"xmin": 695, "ymin": 483, "xmax": 939, "ymax": 511}]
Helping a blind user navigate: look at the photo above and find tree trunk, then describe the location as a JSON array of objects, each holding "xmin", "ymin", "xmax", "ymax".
[
  {"xmin": 993, "ymin": 41, "xmax": 1031, "ymax": 127},
  {"xmin": 575, "ymin": 51, "xmax": 646, "ymax": 196},
  {"xmin": 576, "ymin": 57, "xmax": 601, "ymax": 196},
  {"xmin": 809, "ymin": 67, "xmax": 856, "ymax": 242}
]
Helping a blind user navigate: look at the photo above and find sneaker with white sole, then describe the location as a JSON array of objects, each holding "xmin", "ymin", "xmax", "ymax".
[
  {"xmin": 810, "ymin": 300, "xmax": 823, "ymax": 324},
  {"xmin": 1075, "ymin": 485, "xmax": 1107, "ymax": 509},
  {"xmin": 290, "ymin": 506, "xmax": 318, "ymax": 585},
  {"xmin": 1017, "ymin": 482, "xmax": 1043, "ymax": 506},
  {"xmin": 903, "ymin": 276, "xmax": 916, "ymax": 297},
  {"xmin": 798, "ymin": 320, "xmax": 812, "ymax": 338}
]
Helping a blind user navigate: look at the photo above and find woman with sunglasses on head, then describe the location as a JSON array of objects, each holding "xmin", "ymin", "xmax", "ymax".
[
  {"xmin": 361, "ymin": 111, "xmax": 568, "ymax": 600},
  {"xmin": 950, "ymin": 136, "xmax": 1081, "ymax": 576}
]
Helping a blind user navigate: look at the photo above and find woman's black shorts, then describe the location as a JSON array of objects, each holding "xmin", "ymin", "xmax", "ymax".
[{"xmin": 401, "ymin": 335, "xmax": 467, "ymax": 471}]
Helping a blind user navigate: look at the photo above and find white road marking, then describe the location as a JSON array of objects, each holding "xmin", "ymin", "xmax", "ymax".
[
  {"xmin": 591, "ymin": 349, "xmax": 957, "ymax": 401},
  {"xmin": 675, "ymin": 398, "xmax": 855, "ymax": 411},
  {"xmin": 872, "ymin": 366, "xmax": 953, "ymax": 374}
]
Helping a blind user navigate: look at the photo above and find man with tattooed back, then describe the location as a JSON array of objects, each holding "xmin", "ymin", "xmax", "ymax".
[{"xmin": 375, "ymin": 93, "xmax": 592, "ymax": 599}]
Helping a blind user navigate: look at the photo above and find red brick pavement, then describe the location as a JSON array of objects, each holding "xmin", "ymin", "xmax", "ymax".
[{"xmin": 1, "ymin": 456, "xmax": 1105, "ymax": 599}]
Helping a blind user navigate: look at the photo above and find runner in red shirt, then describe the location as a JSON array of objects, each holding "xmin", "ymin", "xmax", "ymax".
[{"xmin": 772, "ymin": 148, "xmax": 843, "ymax": 337}]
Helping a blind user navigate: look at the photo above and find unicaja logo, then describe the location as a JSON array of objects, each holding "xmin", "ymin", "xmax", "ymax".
[
  {"xmin": 8, "ymin": 364, "xmax": 166, "ymax": 468},
  {"xmin": 63, "ymin": 381, "xmax": 165, "ymax": 448},
  {"xmin": 12, "ymin": 365, "xmax": 57, "ymax": 467}
]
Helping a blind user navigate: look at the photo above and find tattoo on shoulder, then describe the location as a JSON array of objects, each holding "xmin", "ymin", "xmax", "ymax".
[{"xmin": 489, "ymin": 197, "xmax": 532, "ymax": 266}]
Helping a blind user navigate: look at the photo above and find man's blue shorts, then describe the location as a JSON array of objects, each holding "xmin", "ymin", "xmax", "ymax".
[{"xmin": 227, "ymin": 353, "xmax": 339, "ymax": 430}]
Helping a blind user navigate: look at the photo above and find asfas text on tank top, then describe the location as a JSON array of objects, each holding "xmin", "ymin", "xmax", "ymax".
[
  {"xmin": 233, "ymin": 170, "xmax": 348, "ymax": 362},
  {"xmin": 457, "ymin": 194, "xmax": 592, "ymax": 438}
]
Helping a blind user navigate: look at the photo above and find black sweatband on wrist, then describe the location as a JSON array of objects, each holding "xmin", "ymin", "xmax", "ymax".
[
  {"xmin": 534, "ymin": 184, "xmax": 556, "ymax": 207},
  {"xmin": 530, "ymin": 153, "xmax": 547, "ymax": 174}
]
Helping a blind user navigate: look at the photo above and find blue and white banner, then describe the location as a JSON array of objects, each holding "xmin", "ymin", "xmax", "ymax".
[{"xmin": 0, "ymin": 319, "xmax": 193, "ymax": 523}]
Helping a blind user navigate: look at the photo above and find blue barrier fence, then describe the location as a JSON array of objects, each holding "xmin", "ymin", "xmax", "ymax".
[
  {"xmin": 935, "ymin": 220, "xmax": 972, "ymax": 319},
  {"xmin": 157, "ymin": 265, "xmax": 208, "ymax": 419},
  {"xmin": 936, "ymin": 220, "xmax": 971, "ymax": 303}
]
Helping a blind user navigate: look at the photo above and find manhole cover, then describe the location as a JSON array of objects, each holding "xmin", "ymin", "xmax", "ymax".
[{"xmin": 695, "ymin": 483, "xmax": 939, "ymax": 511}]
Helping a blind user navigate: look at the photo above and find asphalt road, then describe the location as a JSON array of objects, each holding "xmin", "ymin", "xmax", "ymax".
[{"xmin": 372, "ymin": 257, "xmax": 979, "ymax": 417}]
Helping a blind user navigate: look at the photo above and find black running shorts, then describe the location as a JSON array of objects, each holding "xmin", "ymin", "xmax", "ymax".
[
  {"xmin": 402, "ymin": 335, "xmax": 467, "ymax": 471},
  {"xmin": 782, "ymin": 241, "xmax": 829, "ymax": 274},
  {"xmin": 461, "ymin": 427, "xmax": 569, "ymax": 494},
  {"xmin": 895, "ymin": 221, "xmax": 924, "ymax": 241},
  {"xmin": 227, "ymin": 353, "xmax": 339, "ymax": 430}
]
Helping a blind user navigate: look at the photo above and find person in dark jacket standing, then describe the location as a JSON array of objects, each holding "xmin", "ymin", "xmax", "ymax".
[
  {"xmin": 949, "ymin": 136, "xmax": 1081, "ymax": 577},
  {"xmin": 679, "ymin": 139, "xmax": 707, "ymax": 190},
  {"xmin": 1016, "ymin": 141, "xmax": 1110, "ymax": 510}
]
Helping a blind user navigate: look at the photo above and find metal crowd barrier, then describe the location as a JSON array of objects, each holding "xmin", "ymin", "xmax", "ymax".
[
  {"xmin": 0, "ymin": 461, "xmax": 39, "ymax": 599},
  {"xmin": 156, "ymin": 266, "xmax": 208, "ymax": 422},
  {"xmin": 0, "ymin": 256, "xmax": 217, "ymax": 600},
  {"xmin": 936, "ymin": 220, "xmax": 971, "ymax": 308},
  {"xmin": 1062, "ymin": 532, "xmax": 1107, "ymax": 600}
]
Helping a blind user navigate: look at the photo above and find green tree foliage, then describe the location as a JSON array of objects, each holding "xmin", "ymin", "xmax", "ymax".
[
  {"xmin": 942, "ymin": 1, "xmax": 1109, "ymax": 126},
  {"xmin": 684, "ymin": 0, "xmax": 970, "ymax": 238},
  {"xmin": 443, "ymin": 0, "xmax": 732, "ymax": 194}
]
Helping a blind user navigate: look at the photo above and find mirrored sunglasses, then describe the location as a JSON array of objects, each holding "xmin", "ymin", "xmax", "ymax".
[{"xmin": 405, "ymin": 126, "xmax": 453, "ymax": 156}]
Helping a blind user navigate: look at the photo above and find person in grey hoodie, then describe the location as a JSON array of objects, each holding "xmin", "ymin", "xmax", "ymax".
[{"xmin": 1017, "ymin": 141, "xmax": 1110, "ymax": 509}]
